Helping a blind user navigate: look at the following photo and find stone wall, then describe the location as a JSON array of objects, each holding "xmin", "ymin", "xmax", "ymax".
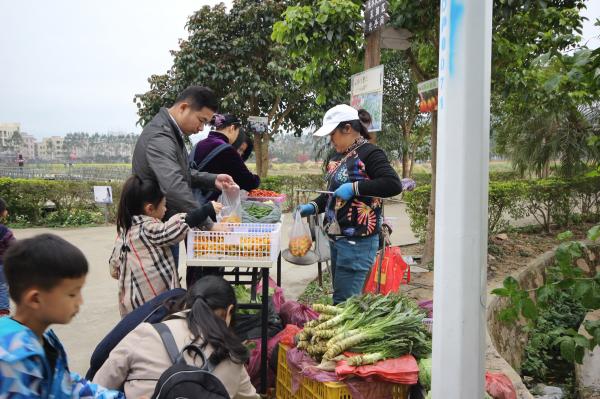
[
  {"xmin": 487, "ymin": 242, "xmax": 600, "ymax": 398},
  {"xmin": 487, "ymin": 251, "xmax": 554, "ymax": 370}
]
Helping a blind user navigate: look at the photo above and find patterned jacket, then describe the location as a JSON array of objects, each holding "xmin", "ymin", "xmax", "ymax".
[
  {"xmin": 311, "ymin": 138, "xmax": 402, "ymax": 237},
  {"xmin": 109, "ymin": 213, "xmax": 189, "ymax": 317},
  {"xmin": 0, "ymin": 317, "xmax": 123, "ymax": 399}
]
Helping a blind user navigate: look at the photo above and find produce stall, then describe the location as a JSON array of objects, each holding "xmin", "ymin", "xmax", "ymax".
[
  {"xmin": 276, "ymin": 293, "xmax": 433, "ymax": 399},
  {"xmin": 186, "ymin": 189, "xmax": 286, "ymax": 394}
]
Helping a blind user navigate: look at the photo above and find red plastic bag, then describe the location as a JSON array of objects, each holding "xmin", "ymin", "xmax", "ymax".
[
  {"xmin": 363, "ymin": 246, "xmax": 410, "ymax": 294},
  {"xmin": 246, "ymin": 325, "xmax": 302, "ymax": 391},
  {"xmin": 246, "ymin": 339, "xmax": 276, "ymax": 392},
  {"xmin": 279, "ymin": 300, "xmax": 319, "ymax": 327},
  {"xmin": 257, "ymin": 276, "xmax": 285, "ymax": 313},
  {"xmin": 336, "ymin": 355, "xmax": 419, "ymax": 385},
  {"xmin": 485, "ymin": 372, "xmax": 517, "ymax": 399},
  {"xmin": 279, "ymin": 324, "xmax": 302, "ymax": 347}
]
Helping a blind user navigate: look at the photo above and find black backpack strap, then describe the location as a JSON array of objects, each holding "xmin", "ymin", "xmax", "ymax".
[
  {"xmin": 190, "ymin": 143, "xmax": 231, "ymax": 171},
  {"xmin": 152, "ymin": 323, "xmax": 179, "ymax": 365}
]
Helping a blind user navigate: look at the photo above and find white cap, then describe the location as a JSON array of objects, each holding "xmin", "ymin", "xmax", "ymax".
[{"xmin": 313, "ymin": 104, "xmax": 359, "ymax": 137}]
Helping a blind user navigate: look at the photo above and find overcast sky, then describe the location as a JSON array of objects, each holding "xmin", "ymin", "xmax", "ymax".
[{"xmin": 0, "ymin": 0, "xmax": 598, "ymax": 139}]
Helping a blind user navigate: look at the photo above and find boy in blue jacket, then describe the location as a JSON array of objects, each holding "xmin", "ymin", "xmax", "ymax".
[{"xmin": 0, "ymin": 234, "xmax": 123, "ymax": 398}]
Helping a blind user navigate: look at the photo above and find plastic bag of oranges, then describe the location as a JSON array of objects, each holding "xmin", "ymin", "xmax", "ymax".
[
  {"xmin": 218, "ymin": 184, "xmax": 242, "ymax": 224},
  {"xmin": 288, "ymin": 210, "xmax": 313, "ymax": 257}
]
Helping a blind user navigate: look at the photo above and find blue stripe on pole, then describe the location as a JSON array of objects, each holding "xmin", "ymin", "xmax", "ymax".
[{"xmin": 449, "ymin": 0, "xmax": 464, "ymax": 77}]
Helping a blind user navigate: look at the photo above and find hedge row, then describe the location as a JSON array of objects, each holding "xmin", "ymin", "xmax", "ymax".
[
  {"xmin": 5, "ymin": 173, "xmax": 590, "ymax": 231},
  {"xmin": 0, "ymin": 175, "xmax": 324, "ymax": 226},
  {"xmin": 0, "ymin": 178, "xmax": 122, "ymax": 226},
  {"xmin": 404, "ymin": 176, "xmax": 600, "ymax": 240}
]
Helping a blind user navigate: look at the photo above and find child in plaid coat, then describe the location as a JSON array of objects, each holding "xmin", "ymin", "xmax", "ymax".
[{"xmin": 109, "ymin": 175, "xmax": 221, "ymax": 316}]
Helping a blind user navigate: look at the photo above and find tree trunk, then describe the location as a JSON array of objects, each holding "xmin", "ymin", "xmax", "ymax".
[
  {"xmin": 254, "ymin": 133, "xmax": 270, "ymax": 178},
  {"xmin": 401, "ymin": 129, "xmax": 410, "ymax": 178},
  {"xmin": 408, "ymin": 151, "xmax": 415, "ymax": 177},
  {"xmin": 408, "ymin": 137, "xmax": 419, "ymax": 178},
  {"xmin": 422, "ymin": 112, "xmax": 437, "ymax": 266},
  {"xmin": 402, "ymin": 147, "xmax": 410, "ymax": 178}
]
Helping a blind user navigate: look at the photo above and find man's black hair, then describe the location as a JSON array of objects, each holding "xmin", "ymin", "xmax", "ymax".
[
  {"xmin": 174, "ymin": 86, "xmax": 219, "ymax": 112},
  {"xmin": 3, "ymin": 233, "xmax": 88, "ymax": 302}
]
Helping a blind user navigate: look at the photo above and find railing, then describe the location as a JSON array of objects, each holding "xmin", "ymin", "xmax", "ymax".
[{"xmin": 0, "ymin": 166, "xmax": 131, "ymax": 182}]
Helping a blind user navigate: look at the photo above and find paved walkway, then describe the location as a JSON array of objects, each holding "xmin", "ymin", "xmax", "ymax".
[{"xmin": 11, "ymin": 201, "xmax": 417, "ymax": 374}]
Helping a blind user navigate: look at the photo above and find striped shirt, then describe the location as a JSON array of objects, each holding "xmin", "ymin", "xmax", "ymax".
[{"xmin": 109, "ymin": 214, "xmax": 189, "ymax": 317}]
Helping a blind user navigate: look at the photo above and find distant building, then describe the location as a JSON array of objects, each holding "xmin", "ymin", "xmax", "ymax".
[
  {"xmin": 0, "ymin": 122, "xmax": 20, "ymax": 150},
  {"xmin": 0, "ymin": 126, "xmax": 138, "ymax": 163},
  {"xmin": 19, "ymin": 133, "xmax": 36, "ymax": 160},
  {"xmin": 36, "ymin": 136, "xmax": 66, "ymax": 161}
]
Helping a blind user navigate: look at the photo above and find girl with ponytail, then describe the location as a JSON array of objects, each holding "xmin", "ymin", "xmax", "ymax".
[
  {"xmin": 94, "ymin": 276, "xmax": 259, "ymax": 399},
  {"xmin": 109, "ymin": 175, "xmax": 223, "ymax": 317}
]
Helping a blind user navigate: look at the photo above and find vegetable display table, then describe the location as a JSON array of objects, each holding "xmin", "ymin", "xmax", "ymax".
[{"xmin": 186, "ymin": 222, "xmax": 283, "ymax": 394}]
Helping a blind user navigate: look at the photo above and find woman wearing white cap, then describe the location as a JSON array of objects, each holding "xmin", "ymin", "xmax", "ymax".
[{"xmin": 297, "ymin": 104, "xmax": 402, "ymax": 304}]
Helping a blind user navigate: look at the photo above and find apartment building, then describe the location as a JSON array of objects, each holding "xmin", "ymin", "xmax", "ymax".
[
  {"xmin": 36, "ymin": 136, "xmax": 66, "ymax": 161},
  {"xmin": 19, "ymin": 133, "xmax": 36, "ymax": 159},
  {"xmin": 0, "ymin": 122, "xmax": 20, "ymax": 149}
]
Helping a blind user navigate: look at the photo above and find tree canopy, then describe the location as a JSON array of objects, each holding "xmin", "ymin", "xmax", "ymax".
[{"xmin": 134, "ymin": 0, "xmax": 336, "ymax": 177}]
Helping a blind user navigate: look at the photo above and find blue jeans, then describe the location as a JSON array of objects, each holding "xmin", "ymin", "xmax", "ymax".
[
  {"xmin": 330, "ymin": 234, "xmax": 379, "ymax": 304},
  {"xmin": 0, "ymin": 264, "xmax": 9, "ymax": 312}
]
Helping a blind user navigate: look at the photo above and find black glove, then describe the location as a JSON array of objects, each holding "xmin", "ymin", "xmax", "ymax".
[{"xmin": 185, "ymin": 204, "xmax": 216, "ymax": 228}]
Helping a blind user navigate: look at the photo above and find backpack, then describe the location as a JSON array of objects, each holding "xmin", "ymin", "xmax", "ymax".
[
  {"xmin": 189, "ymin": 142, "xmax": 231, "ymax": 204},
  {"xmin": 85, "ymin": 288, "xmax": 187, "ymax": 380},
  {"xmin": 151, "ymin": 322, "xmax": 230, "ymax": 399}
]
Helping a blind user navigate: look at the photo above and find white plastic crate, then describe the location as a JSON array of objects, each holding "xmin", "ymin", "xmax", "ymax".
[{"xmin": 187, "ymin": 223, "xmax": 281, "ymax": 266}]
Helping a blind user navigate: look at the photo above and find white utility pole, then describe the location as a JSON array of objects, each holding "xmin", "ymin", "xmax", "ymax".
[{"xmin": 431, "ymin": 0, "xmax": 493, "ymax": 397}]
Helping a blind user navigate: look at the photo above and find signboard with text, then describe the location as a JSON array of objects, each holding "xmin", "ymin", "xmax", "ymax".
[
  {"xmin": 364, "ymin": 0, "xmax": 389, "ymax": 35},
  {"xmin": 350, "ymin": 65, "xmax": 384, "ymax": 131},
  {"xmin": 247, "ymin": 116, "xmax": 268, "ymax": 134},
  {"xmin": 93, "ymin": 186, "xmax": 113, "ymax": 204}
]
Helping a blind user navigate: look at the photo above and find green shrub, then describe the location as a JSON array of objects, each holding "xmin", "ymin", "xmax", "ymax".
[
  {"xmin": 0, "ymin": 175, "xmax": 324, "ymax": 226},
  {"xmin": 522, "ymin": 179, "xmax": 571, "ymax": 233},
  {"xmin": 521, "ymin": 290, "xmax": 587, "ymax": 382},
  {"xmin": 411, "ymin": 173, "xmax": 431, "ymax": 187},
  {"xmin": 404, "ymin": 185, "xmax": 431, "ymax": 241},
  {"xmin": 408, "ymin": 171, "xmax": 522, "ymax": 189},
  {"xmin": 489, "ymin": 171, "xmax": 524, "ymax": 181},
  {"xmin": 44, "ymin": 209, "xmax": 105, "ymax": 227},
  {"xmin": 404, "ymin": 176, "xmax": 600, "ymax": 237},
  {"xmin": 0, "ymin": 178, "xmax": 120, "ymax": 226},
  {"xmin": 488, "ymin": 181, "xmax": 528, "ymax": 233}
]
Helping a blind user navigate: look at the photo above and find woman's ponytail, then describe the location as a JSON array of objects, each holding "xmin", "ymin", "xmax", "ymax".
[
  {"xmin": 186, "ymin": 276, "xmax": 249, "ymax": 365},
  {"xmin": 357, "ymin": 108, "xmax": 373, "ymax": 140}
]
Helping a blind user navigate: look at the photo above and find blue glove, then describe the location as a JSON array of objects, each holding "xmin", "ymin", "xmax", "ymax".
[
  {"xmin": 333, "ymin": 183, "xmax": 355, "ymax": 201},
  {"xmin": 401, "ymin": 178, "xmax": 416, "ymax": 192},
  {"xmin": 297, "ymin": 204, "xmax": 315, "ymax": 217}
]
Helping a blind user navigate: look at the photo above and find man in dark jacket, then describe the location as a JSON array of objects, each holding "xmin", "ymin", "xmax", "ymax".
[
  {"xmin": 132, "ymin": 86, "xmax": 234, "ymax": 220},
  {"xmin": 132, "ymin": 86, "xmax": 235, "ymax": 283}
]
